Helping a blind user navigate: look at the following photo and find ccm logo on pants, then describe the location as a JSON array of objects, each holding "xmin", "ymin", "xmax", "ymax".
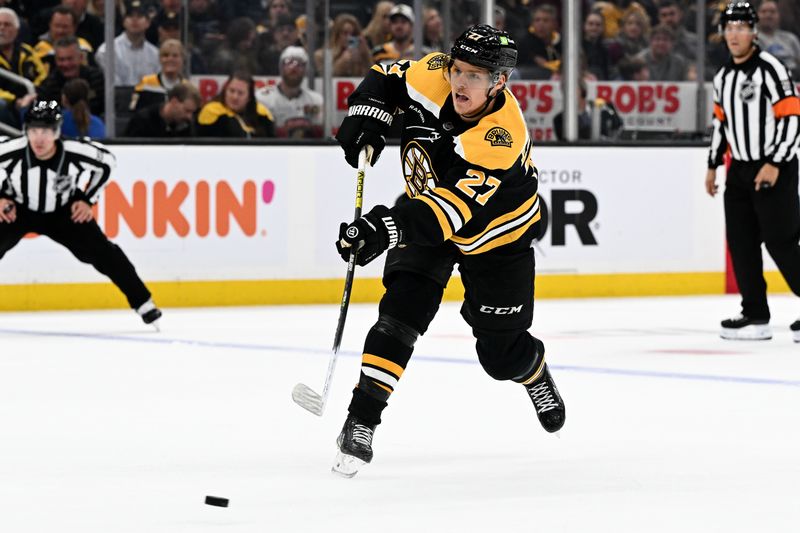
[{"xmin": 479, "ymin": 305, "xmax": 523, "ymax": 315}]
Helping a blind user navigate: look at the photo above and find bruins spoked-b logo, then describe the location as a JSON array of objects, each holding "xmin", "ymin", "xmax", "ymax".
[
  {"xmin": 401, "ymin": 141, "xmax": 438, "ymax": 196},
  {"xmin": 485, "ymin": 127, "xmax": 513, "ymax": 147},
  {"xmin": 426, "ymin": 53, "xmax": 448, "ymax": 70}
]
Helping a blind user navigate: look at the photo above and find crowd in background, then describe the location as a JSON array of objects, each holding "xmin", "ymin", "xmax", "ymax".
[{"xmin": 0, "ymin": 0, "xmax": 798, "ymax": 140}]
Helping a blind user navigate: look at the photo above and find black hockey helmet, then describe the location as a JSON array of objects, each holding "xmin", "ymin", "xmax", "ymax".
[
  {"xmin": 719, "ymin": 2, "xmax": 758, "ymax": 32},
  {"xmin": 24, "ymin": 100, "xmax": 63, "ymax": 130},
  {"xmin": 450, "ymin": 24, "xmax": 517, "ymax": 78}
]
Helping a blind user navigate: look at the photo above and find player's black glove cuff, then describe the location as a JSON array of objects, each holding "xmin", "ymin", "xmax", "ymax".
[
  {"xmin": 336, "ymin": 205, "xmax": 402, "ymax": 266},
  {"xmin": 335, "ymin": 98, "xmax": 392, "ymax": 168}
]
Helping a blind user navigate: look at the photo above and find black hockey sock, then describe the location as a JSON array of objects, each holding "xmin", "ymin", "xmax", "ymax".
[{"xmin": 347, "ymin": 326, "xmax": 413, "ymax": 425}]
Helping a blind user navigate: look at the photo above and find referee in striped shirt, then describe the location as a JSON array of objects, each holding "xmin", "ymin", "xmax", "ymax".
[
  {"xmin": 0, "ymin": 100, "xmax": 162, "ymax": 327},
  {"xmin": 706, "ymin": 2, "xmax": 800, "ymax": 341}
]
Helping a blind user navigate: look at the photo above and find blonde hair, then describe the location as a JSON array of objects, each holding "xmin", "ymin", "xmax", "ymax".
[{"xmin": 363, "ymin": 1, "xmax": 395, "ymax": 47}]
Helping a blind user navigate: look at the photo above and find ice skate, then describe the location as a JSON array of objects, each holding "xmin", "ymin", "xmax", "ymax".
[
  {"xmin": 332, "ymin": 415, "xmax": 375, "ymax": 478},
  {"xmin": 790, "ymin": 319, "xmax": 800, "ymax": 343},
  {"xmin": 524, "ymin": 364, "xmax": 566, "ymax": 434},
  {"xmin": 720, "ymin": 314, "xmax": 771, "ymax": 340},
  {"xmin": 137, "ymin": 300, "xmax": 162, "ymax": 331}
]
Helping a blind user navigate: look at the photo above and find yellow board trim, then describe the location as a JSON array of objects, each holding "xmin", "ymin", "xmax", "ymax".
[
  {"xmin": 362, "ymin": 353, "xmax": 405, "ymax": 378},
  {"xmin": 0, "ymin": 271, "xmax": 791, "ymax": 311}
]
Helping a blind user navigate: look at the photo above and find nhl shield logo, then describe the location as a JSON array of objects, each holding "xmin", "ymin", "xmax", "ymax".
[
  {"xmin": 484, "ymin": 127, "xmax": 513, "ymax": 147},
  {"xmin": 739, "ymin": 80, "xmax": 756, "ymax": 103}
]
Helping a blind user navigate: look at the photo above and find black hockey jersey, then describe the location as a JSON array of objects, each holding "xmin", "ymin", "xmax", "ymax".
[{"xmin": 350, "ymin": 52, "xmax": 540, "ymax": 255}]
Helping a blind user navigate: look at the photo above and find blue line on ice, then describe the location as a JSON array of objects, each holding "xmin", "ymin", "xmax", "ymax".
[{"xmin": 1, "ymin": 327, "xmax": 799, "ymax": 388}]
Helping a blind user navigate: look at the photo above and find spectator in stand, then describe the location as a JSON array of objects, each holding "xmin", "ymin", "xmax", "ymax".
[
  {"xmin": 372, "ymin": 4, "xmax": 427, "ymax": 65},
  {"xmin": 155, "ymin": 10, "xmax": 180, "ymax": 43},
  {"xmin": 124, "ymin": 81, "xmax": 200, "ymax": 137},
  {"xmin": 61, "ymin": 0, "xmax": 104, "ymax": 50},
  {"xmin": 0, "ymin": 8, "xmax": 46, "ymax": 127},
  {"xmin": 146, "ymin": 0, "xmax": 181, "ymax": 45},
  {"xmin": 757, "ymin": 0, "xmax": 800, "ymax": 76},
  {"xmin": 313, "ymin": 13, "xmax": 372, "ymax": 77},
  {"xmin": 778, "ymin": 0, "xmax": 800, "ymax": 38},
  {"xmin": 636, "ymin": 24, "xmax": 691, "ymax": 81},
  {"xmin": 188, "ymin": 0, "xmax": 224, "ymax": 54},
  {"xmin": 95, "ymin": 1, "xmax": 161, "ymax": 87},
  {"xmin": 86, "ymin": 0, "xmax": 123, "ymax": 33},
  {"xmin": 257, "ymin": 0, "xmax": 291, "ymax": 47},
  {"xmin": 38, "ymin": 36, "xmax": 105, "ymax": 115},
  {"xmin": 498, "ymin": 0, "xmax": 531, "ymax": 44},
  {"xmin": 611, "ymin": 9, "xmax": 651, "ymax": 59},
  {"xmin": 583, "ymin": 11, "xmax": 613, "ymax": 80},
  {"xmin": 617, "ymin": 54, "xmax": 650, "ymax": 81},
  {"xmin": 60, "ymin": 77, "xmax": 105, "ymax": 137},
  {"xmin": 657, "ymin": 0, "xmax": 698, "ymax": 61},
  {"xmin": 553, "ymin": 80, "xmax": 624, "ymax": 140},
  {"xmin": 209, "ymin": 17, "xmax": 261, "ymax": 75},
  {"xmin": 423, "ymin": 7, "xmax": 444, "ymax": 51},
  {"xmin": 256, "ymin": 46, "xmax": 322, "ymax": 138},
  {"xmin": 197, "ymin": 71, "xmax": 274, "ymax": 137},
  {"xmin": 256, "ymin": 13, "xmax": 302, "ymax": 75},
  {"xmin": 518, "ymin": 4, "xmax": 562, "ymax": 79},
  {"xmin": 363, "ymin": 1, "xmax": 394, "ymax": 49},
  {"xmin": 35, "ymin": 6, "xmax": 96, "ymax": 76},
  {"xmin": 129, "ymin": 39, "xmax": 186, "ymax": 111},
  {"xmin": 591, "ymin": 0, "xmax": 656, "ymax": 39}
]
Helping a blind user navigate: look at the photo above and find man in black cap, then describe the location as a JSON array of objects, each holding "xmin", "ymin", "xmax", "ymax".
[{"xmin": 95, "ymin": 0, "xmax": 160, "ymax": 86}]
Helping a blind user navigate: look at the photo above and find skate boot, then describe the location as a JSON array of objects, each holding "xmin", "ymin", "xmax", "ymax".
[
  {"xmin": 790, "ymin": 319, "xmax": 800, "ymax": 343},
  {"xmin": 136, "ymin": 299, "xmax": 162, "ymax": 330},
  {"xmin": 332, "ymin": 415, "xmax": 375, "ymax": 478},
  {"xmin": 524, "ymin": 364, "xmax": 566, "ymax": 433},
  {"xmin": 720, "ymin": 314, "xmax": 771, "ymax": 340}
]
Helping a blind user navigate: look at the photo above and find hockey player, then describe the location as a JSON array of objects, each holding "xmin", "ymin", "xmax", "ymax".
[
  {"xmin": 332, "ymin": 24, "xmax": 566, "ymax": 477},
  {"xmin": 0, "ymin": 100, "xmax": 162, "ymax": 327}
]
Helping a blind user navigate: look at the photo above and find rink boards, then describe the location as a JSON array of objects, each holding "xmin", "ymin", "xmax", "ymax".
[{"xmin": 0, "ymin": 145, "xmax": 792, "ymax": 310}]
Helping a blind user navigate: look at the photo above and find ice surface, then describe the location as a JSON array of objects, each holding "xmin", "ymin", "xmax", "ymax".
[{"xmin": 0, "ymin": 294, "xmax": 798, "ymax": 532}]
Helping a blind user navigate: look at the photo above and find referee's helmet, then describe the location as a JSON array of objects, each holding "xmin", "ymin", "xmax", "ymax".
[
  {"xmin": 719, "ymin": 2, "xmax": 758, "ymax": 32},
  {"xmin": 24, "ymin": 100, "xmax": 63, "ymax": 131}
]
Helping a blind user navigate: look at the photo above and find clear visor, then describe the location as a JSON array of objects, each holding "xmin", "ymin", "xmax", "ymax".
[{"xmin": 447, "ymin": 63, "xmax": 498, "ymax": 90}]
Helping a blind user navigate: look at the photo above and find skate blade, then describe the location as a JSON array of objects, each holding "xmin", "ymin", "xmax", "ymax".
[
  {"xmin": 793, "ymin": 331, "xmax": 800, "ymax": 343},
  {"xmin": 720, "ymin": 325, "xmax": 772, "ymax": 340},
  {"xmin": 291, "ymin": 383, "xmax": 324, "ymax": 416},
  {"xmin": 331, "ymin": 451, "xmax": 366, "ymax": 478},
  {"xmin": 150, "ymin": 319, "xmax": 161, "ymax": 332}
]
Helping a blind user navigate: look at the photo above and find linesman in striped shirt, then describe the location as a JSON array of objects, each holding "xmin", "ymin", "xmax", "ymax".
[
  {"xmin": 706, "ymin": 2, "xmax": 800, "ymax": 341},
  {"xmin": 0, "ymin": 100, "xmax": 162, "ymax": 328}
]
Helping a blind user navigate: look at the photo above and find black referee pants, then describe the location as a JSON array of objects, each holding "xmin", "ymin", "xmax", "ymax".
[
  {"xmin": 0, "ymin": 205, "xmax": 152, "ymax": 310},
  {"xmin": 724, "ymin": 157, "xmax": 800, "ymax": 320}
]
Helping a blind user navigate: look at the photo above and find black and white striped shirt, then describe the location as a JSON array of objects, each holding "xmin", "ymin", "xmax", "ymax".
[
  {"xmin": 708, "ymin": 47, "xmax": 800, "ymax": 168},
  {"xmin": 0, "ymin": 136, "xmax": 115, "ymax": 213}
]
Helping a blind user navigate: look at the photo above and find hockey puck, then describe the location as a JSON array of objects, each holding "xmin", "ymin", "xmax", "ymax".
[{"xmin": 204, "ymin": 495, "xmax": 229, "ymax": 507}]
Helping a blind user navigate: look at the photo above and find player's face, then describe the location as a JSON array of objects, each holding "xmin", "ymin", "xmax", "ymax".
[
  {"xmin": 724, "ymin": 21, "xmax": 756, "ymax": 58},
  {"xmin": 448, "ymin": 59, "xmax": 503, "ymax": 119},
  {"xmin": 26, "ymin": 127, "xmax": 58, "ymax": 159}
]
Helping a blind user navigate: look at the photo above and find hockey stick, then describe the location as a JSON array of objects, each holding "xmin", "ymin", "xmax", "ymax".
[{"xmin": 292, "ymin": 145, "xmax": 372, "ymax": 416}]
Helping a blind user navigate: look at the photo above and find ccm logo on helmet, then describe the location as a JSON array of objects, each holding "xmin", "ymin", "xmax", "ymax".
[{"xmin": 479, "ymin": 305, "xmax": 523, "ymax": 315}]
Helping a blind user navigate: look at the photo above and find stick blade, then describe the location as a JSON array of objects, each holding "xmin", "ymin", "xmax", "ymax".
[{"xmin": 292, "ymin": 383, "xmax": 325, "ymax": 416}]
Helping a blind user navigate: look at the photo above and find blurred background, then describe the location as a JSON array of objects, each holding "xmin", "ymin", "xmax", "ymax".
[{"xmin": 2, "ymin": 0, "xmax": 797, "ymax": 143}]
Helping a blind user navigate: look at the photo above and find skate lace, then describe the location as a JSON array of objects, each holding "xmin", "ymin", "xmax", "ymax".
[
  {"xmin": 528, "ymin": 382, "xmax": 559, "ymax": 413},
  {"xmin": 352, "ymin": 424, "xmax": 374, "ymax": 447}
]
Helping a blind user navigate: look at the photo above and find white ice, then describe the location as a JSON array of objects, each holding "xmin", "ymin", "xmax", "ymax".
[{"xmin": 1, "ymin": 294, "xmax": 799, "ymax": 533}]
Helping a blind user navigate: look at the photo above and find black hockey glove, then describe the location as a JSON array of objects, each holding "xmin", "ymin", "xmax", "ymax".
[
  {"xmin": 336, "ymin": 205, "xmax": 401, "ymax": 266},
  {"xmin": 335, "ymin": 98, "xmax": 393, "ymax": 168}
]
